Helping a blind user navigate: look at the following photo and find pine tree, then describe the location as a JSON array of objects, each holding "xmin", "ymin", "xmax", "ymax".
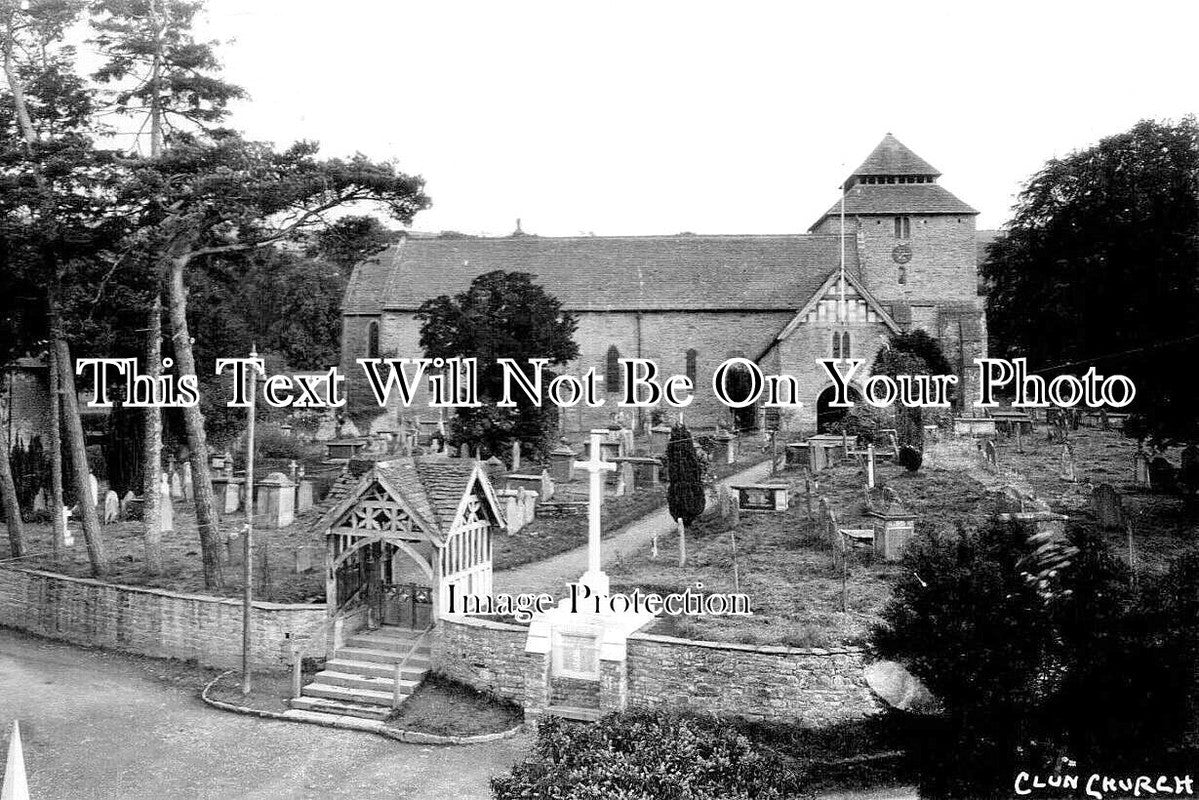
[{"xmin": 666, "ymin": 423, "xmax": 705, "ymax": 566}]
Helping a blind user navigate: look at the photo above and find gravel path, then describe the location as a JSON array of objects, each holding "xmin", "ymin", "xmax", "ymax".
[{"xmin": 494, "ymin": 459, "xmax": 774, "ymax": 595}]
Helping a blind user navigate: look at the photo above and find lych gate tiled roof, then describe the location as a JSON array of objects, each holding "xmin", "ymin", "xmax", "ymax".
[
  {"xmin": 849, "ymin": 133, "xmax": 941, "ymax": 179},
  {"xmin": 812, "ymin": 183, "xmax": 977, "ymax": 228},
  {"xmin": 342, "ymin": 234, "xmax": 858, "ymax": 315}
]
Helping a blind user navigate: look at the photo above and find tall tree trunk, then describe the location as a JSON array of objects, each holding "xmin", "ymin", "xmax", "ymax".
[
  {"xmin": 142, "ymin": 294, "xmax": 164, "ymax": 574},
  {"xmin": 0, "ymin": 424, "xmax": 24, "ymax": 558},
  {"xmin": 47, "ymin": 325, "xmax": 64, "ymax": 564},
  {"xmin": 51, "ymin": 302, "xmax": 107, "ymax": 576},
  {"xmin": 167, "ymin": 255, "xmax": 223, "ymax": 588}
]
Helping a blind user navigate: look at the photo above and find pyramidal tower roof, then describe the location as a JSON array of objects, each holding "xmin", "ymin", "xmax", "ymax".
[{"xmin": 847, "ymin": 133, "xmax": 941, "ymax": 183}]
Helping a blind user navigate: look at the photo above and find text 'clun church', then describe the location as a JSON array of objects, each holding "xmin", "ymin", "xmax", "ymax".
[{"xmin": 341, "ymin": 134, "xmax": 989, "ymax": 433}]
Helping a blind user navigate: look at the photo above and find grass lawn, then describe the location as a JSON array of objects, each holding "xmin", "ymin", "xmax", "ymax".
[
  {"xmin": 493, "ymin": 449, "xmax": 772, "ymax": 571},
  {"xmin": 606, "ymin": 452, "xmax": 992, "ymax": 648},
  {"xmin": 2, "ymin": 509, "xmax": 328, "ymax": 603}
]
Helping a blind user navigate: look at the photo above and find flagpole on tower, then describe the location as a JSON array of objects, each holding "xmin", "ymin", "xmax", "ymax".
[{"xmin": 839, "ymin": 163, "xmax": 847, "ymax": 323}]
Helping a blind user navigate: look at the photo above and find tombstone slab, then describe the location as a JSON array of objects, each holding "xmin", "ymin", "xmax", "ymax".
[
  {"xmin": 1091, "ymin": 483, "xmax": 1125, "ymax": 529},
  {"xmin": 103, "ymin": 490, "xmax": 120, "ymax": 524}
]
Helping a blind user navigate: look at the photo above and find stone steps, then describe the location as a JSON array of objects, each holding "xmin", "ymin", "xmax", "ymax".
[
  {"xmin": 325, "ymin": 657, "xmax": 429, "ymax": 681},
  {"xmin": 336, "ymin": 645, "xmax": 430, "ymax": 664},
  {"xmin": 288, "ymin": 696, "xmax": 396, "ymax": 721},
  {"xmin": 302, "ymin": 681, "xmax": 395, "ymax": 705},
  {"xmin": 314, "ymin": 669, "xmax": 421, "ymax": 694}
]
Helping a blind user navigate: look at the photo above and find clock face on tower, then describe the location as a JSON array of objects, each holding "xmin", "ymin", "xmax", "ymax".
[{"xmin": 891, "ymin": 244, "xmax": 912, "ymax": 264}]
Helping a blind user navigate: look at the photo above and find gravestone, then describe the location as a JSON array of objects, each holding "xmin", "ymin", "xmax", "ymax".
[
  {"xmin": 32, "ymin": 489, "xmax": 46, "ymax": 515},
  {"xmin": 983, "ymin": 439, "xmax": 997, "ymax": 471},
  {"xmin": 103, "ymin": 490, "xmax": 119, "ymax": 524},
  {"xmin": 817, "ymin": 497, "xmax": 838, "ymax": 548},
  {"xmin": 548, "ymin": 443, "xmax": 577, "ymax": 483},
  {"xmin": 256, "ymin": 472, "xmax": 296, "ymax": 528},
  {"xmin": 648, "ymin": 425, "xmax": 672, "ymax": 455},
  {"xmin": 120, "ymin": 491, "xmax": 136, "ymax": 520},
  {"xmin": 223, "ymin": 477, "xmax": 242, "ymax": 514},
  {"xmin": 1149, "ymin": 456, "xmax": 1177, "ymax": 493},
  {"xmin": 60, "ymin": 506, "xmax": 74, "ymax": 547},
  {"xmin": 170, "ymin": 470, "xmax": 184, "ymax": 500},
  {"xmin": 87, "ymin": 473, "xmax": 99, "ymax": 507},
  {"xmin": 511, "ymin": 440, "xmax": 522, "ymax": 472},
  {"xmin": 1133, "ymin": 450, "xmax": 1152, "ymax": 489},
  {"xmin": 180, "ymin": 462, "xmax": 193, "ymax": 501},
  {"xmin": 615, "ymin": 461, "xmax": 635, "ymax": 497},
  {"xmin": 1090, "ymin": 483, "xmax": 1124, "ymax": 529},
  {"xmin": 296, "ymin": 479, "xmax": 315, "ymax": 512},
  {"xmin": 1060, "ymin": 443, "xmax": 1076, "ymax": 482},
  {"xmin": 160, "ymin": 475, "xmax": 174, "ymax": 533},
  {"xmin": 865, "ymin": 444, "xmax": 876, "ymax": 488},
  {"xmin": 732, "ymin": 483, "xmax": 788, "ymax": 512}
]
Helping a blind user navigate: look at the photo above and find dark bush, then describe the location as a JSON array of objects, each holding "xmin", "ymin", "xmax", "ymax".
[
  {"xmin": 492, "ymin": 711, "xmax": 812, "ymax": 799},
  {"xmin": 896, "ymin": 444, "xmax": 922, "ymax": 472}
]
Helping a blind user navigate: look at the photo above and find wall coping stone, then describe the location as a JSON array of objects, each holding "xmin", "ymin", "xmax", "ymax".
[
  {"xmin": 439, "ymin": 614, "xmax": 528, "ymax": 633},
  {"xmin": 0, "ymin": 564, "xmax": 325, "ymax": 612},
  {"xmin": 628, "ymin": 631, "xmax": 866, "ymax": 657}
]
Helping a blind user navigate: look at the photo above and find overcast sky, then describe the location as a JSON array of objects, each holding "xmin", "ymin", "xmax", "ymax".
[{"xmin": 191, "ymin": 0, "xmax": 1195, "ymax": 236}]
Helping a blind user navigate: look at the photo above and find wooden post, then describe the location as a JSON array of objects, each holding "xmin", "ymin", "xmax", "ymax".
[
  {"xmin": 392, "ymin": 661, "xmax": 404, "ymax": 709},
  {"xmin": 291, "ymin": 655, "xmax": 303, "ymax": 700},
  {"xmin": 677, "ymin": 517, "xmax": 687, "ymax": 568}
]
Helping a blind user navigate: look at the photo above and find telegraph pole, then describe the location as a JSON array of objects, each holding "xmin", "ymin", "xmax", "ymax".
[{"xmin": 242, "ymin": 346, "xmax": 261, "ymax": 694}]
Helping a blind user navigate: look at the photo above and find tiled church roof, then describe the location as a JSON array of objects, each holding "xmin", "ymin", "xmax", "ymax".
[
  {"xmin": 814, "ymin": 183, "xmax": 978, "ymax": 223},
  {"xmin": 849, "ymin": 133, "xmax": 941, "ymax": 178},
  {"xmin": 343, "ymin": 234, "xmax": 858, "ymax": 315}
]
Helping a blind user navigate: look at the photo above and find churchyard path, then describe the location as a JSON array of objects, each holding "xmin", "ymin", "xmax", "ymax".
[
  {"xmin": 494, "ymin": 459, "xmax": 774, "ymax": 596},
  {"xmin": 0, "ymin": 627, "xmax": 528, "ymax": 800}
]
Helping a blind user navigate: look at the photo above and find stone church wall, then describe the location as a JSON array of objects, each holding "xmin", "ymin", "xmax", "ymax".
[
  {"xmin": 432, "ymin": 615, "xmax": 529, "ymax": 703},
  {"xmin": 0, "ymin": 565, "xmax": 326, "ymax": 669}
]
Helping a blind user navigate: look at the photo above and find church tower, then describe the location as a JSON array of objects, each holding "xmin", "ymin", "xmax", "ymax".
[{"xmin": 809, "ymin": 133, "xmax": 987, "ymax": 402}]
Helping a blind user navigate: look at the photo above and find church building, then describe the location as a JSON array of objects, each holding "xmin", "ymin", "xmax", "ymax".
[{"xmin": 340, "ymin": 134, "xmax": 988, "ymax": 433}]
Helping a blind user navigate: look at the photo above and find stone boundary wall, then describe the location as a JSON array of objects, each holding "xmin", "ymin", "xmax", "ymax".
[
  {"xmin": 432, "ymin": 615, "xmax": 528, "ymax": 702},
  {"xmin": 624, "ymin": 633, "xmax": 881, "ymax": 725},
  {"xmin": 433, "ymin": 616, "xmax": 881, "ymax": 725},
  {"xmin": 0, "ymin": 565, "xmax": 325, "ymax": 669}
]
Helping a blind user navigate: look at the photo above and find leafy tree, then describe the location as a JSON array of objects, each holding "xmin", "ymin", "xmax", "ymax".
[
  {"xmin": 981, "ymin": 118, "xmax": 1199, "ymax": 445},
  {"xmin": 308, "ymin": 214, "xmax": 395, "ymax": 275},
  {"xmin": 872, "ymin": 329, "xmax": 952, "ymax": 470},
  {"xmin": 416, "ymin": 270, "xmax": 578, "ymax": 461},
  {"xmin": 876, "ymin": 520, "xmax": 1197, "ymax": 798},
  {"xmin": 492, "ymin": 712, "xmax": 811, "ymax": 800},
  {"xmin": 0, "ymin": 0, "xmax": 119, "ymax": 573},
  {"xmin": 91, "ymin": 0, "xmax": 247, "ymax": 576}
]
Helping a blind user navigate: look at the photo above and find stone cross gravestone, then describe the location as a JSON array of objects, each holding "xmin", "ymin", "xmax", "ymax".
[
  {"xmin": 574, "ymin": 431, "xmax": 617, "ymax": 595},
  {"xmin": 103, "ymin": 490, "xmax": 119, "ymax": 524},
  {"xmin": 1091, "ymin": 483, "xmax": 1125, "ymax": 529}
]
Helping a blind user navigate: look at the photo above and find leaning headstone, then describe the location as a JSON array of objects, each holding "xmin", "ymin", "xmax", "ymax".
[
  {"xmin": 87, "ymin": 473, "xmax": 99, "ymax": 507},
  {"xmin": 103, "ymin": 490, "xmax": 119, "ymax": 524},
  {"xmin": 180, "ymin": 462, "xmax": 193, "ymax": 501},
  {"xmin": 1091, "ymin": 483, "xmax": 1124, "ymax": 529}
]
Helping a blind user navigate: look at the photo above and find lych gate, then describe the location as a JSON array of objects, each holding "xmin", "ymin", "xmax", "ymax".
[{"xmin": 316, "ymin": 457, "xmax": 505, "ymax": 656}]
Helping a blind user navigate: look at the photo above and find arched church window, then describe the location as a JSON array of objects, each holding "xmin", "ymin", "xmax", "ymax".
[
  {"xmin": 366, "ymin": 320, "xmax": 380, "ymax": 359},
  {"xmin": 606, "ymin": 345, "xmax": 621, "ymax": 393},
  {"xmin": 685, "ymin": 348, "xmax": 698, "ymax": 384},
  {"xmin": 841, "ymin": 331, "xmax": 851, "ymax": 360},
  {"xmin": 893, "ymin": 216, "xmax": 911, "ymax": 239},
  {"xmin": 831, "ymin": 331, "xmax": 841, "ymax": 360}
]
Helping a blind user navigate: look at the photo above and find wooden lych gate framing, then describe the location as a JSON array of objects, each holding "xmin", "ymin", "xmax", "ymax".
[{"xmin": 314, "ymin": 458, "xmax": 506, "ymax": 656}]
